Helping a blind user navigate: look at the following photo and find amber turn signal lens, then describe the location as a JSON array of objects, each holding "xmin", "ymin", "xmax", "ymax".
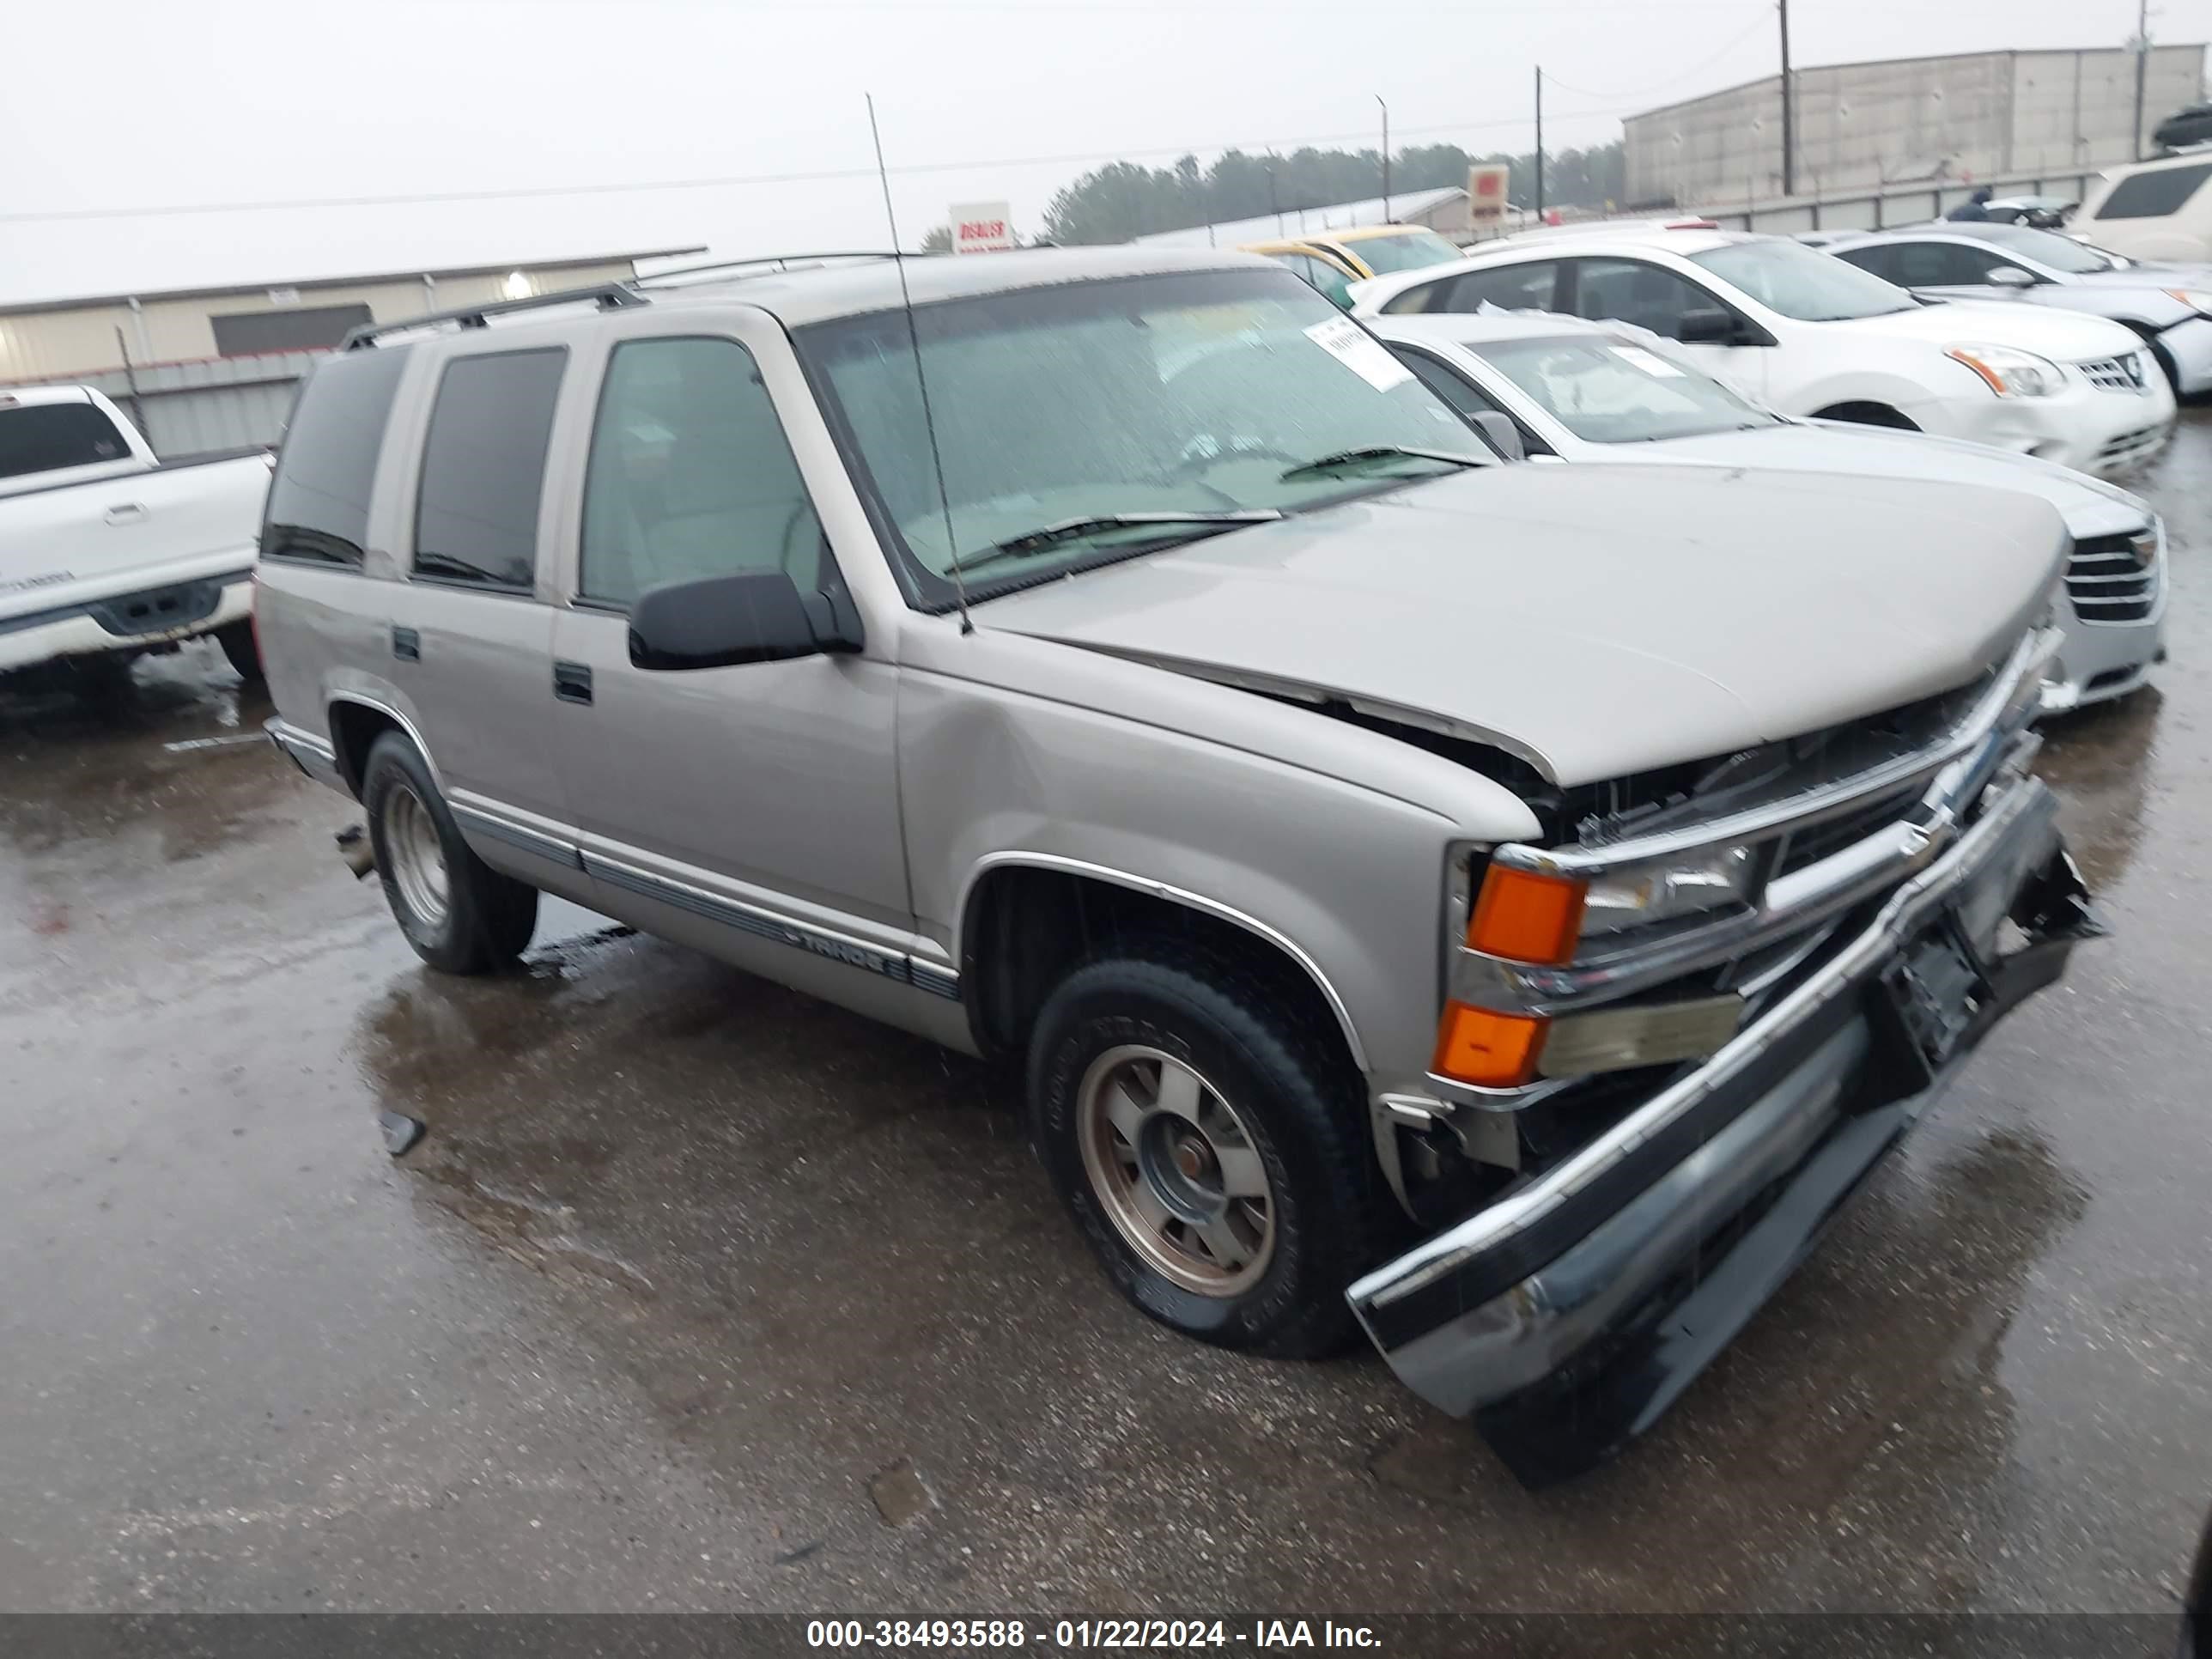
[
  {"xmin": 1467, "ymin": 865, "xmax": 1587, "ymax": 965},
  {"xmin": 1431, "ymin": 1002, "xmax": 1549, "ymax": 1089}
]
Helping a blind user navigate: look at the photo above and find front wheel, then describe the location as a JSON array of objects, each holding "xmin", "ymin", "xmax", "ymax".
[
  {"xmin": 361, "ymin": 732, "xmax": 538, "ymax": 975},
  {"xmin": 1026, "ymin": 945, "xmax": 1391, "ymax": 1358}
]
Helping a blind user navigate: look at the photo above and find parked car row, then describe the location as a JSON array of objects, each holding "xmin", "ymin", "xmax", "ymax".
[
  {"xmin": 1823, "ymin": 222, "xmax": 2212, "ymax": 398},
  {"xmin": 1239, "ymin": 222, "xmax": 1468, "ymax": 308},
  {"xmin": 254, "ymin": 246, "xmax": 2107, "ymax": 1484},
  {"xmin": 1344, "ymin": 225, "xmax": 2177, "ymax": 477}
]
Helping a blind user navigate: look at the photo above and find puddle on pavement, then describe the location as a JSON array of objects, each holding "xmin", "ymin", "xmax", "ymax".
[{"xmin": 2033, "ymin": 684, "xmax": 2163, "ymax": 892}]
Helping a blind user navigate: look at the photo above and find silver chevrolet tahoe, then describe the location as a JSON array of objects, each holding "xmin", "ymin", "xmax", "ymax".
[{"xmin": 258, "ymin": 249, "xmax": 2100, "ymax": 1483}]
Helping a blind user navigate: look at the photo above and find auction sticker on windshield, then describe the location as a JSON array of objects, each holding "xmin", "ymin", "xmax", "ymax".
[
  {"xmin": 1304, "ymin": 317, "xmax": 1413, "ymax": 392},
  {"xmin": 1609, "ymin": 344, "xmax": 1686, "ymax": 377}
]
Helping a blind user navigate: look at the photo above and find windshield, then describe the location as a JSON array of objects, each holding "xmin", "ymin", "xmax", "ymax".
[
  {"xmin": 1948, "ymin": 223, "xmax": 2116, "ymax": 274},
  {"xmin": 1475, "ymin": 335, "xmax": 1778, "ymax": 443},
  {"xmin": 1344, "ymin": 229, "xmax": 1465, "ymax": 275},
  {"xmin": 1690, "ymin": 239, "xmax": 1918, "ymax": 321},
  {"xmin": 799, "ymin": 268, "xmax": 1486, "ymax": 606}
]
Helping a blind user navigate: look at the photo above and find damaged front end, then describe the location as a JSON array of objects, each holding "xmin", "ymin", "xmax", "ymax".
[{"xmin": 1348, "ymin": 628, "xmax": 2103, "ymax": 1486}]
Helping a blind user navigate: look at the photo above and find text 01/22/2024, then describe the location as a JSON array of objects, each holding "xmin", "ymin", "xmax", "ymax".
[{"xmin": 804, "ymin": 1620, "xmax": 1383, "ymax": 1649}]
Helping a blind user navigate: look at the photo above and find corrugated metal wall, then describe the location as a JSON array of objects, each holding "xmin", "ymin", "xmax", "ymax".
[
  {"xmin": 110, "ymin": 352, "xmax": 319, "ymax": 457},
  {"xmin": 9, "ymin": 350, "xmax": 316, "ymax": 458},
  {"xmin": 1626, "ymin": 45, "xmax": 2203, "ymax": 208}
]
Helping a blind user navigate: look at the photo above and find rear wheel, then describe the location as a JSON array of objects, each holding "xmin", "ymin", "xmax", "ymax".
[
  {"xmin": 2148, "ymin": 337, "xmax": 2184, "ymax": 400},
  {"xmin": 216, "ymin": 621, "xmax": 262, "ymax": 684},
  {"xmin": 1026, "ymin": 944, "xmax": 1391, "ymax": 1358},
  {"xmin": 362, "ymin": 732, "xmax": 538, "ymax": 974}
]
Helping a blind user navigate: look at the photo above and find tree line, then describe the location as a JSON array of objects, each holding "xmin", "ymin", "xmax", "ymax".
[{"xmin": 1033, "ymin": 140, "xmax": 1626, "ymax": 246}]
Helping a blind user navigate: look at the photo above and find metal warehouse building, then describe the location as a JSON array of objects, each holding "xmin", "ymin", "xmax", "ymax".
[
  {"xmin": 1626, "ymin": 44, "xmax": 2206, "ymax": 210},
  {"xmin": 0, "ymin": 248, "xmax": 696, "ymax": 455}
]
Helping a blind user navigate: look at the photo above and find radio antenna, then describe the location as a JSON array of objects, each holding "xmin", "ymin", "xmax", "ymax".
[{"xmin": 866, "ymin": 93, "xmax": 970, "ymax": 635}]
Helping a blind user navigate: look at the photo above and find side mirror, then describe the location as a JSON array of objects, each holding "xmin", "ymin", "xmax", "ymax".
[
  {"xmin": 1676, "ymin": 307, "xmax": 1739, "ymax": 346},
  {"xmin": 1469, "ymin": 410, "xmax": 1526, "ymax": 462},
  {"xmin": 1986, "ymin": 265, "xmax": 2038, "ymax": 289},
  {"xmin": 629, "ymin": 568, "xmax": 860, "ymax": 671}
]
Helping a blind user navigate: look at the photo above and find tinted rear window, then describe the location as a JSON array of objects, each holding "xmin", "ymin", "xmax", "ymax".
[
  {"xmin": 412, "ymin": 349, "xmax": 567, "ymax": 592},
  {"xmin": 262, "ymin": 347, "xmax": 411, "ymax": 568},
  {"xmin": 2092, "ymin": 162, "xmax": 2212, "ymax": 221},
  {"xmin": 0, "ymin": 402, "xmax": 131, "ymax": 481}
]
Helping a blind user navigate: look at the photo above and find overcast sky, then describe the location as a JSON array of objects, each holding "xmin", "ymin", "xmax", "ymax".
[{"xmin": 0, "ymin": 0, "xmax": 2201, "ymax": 304}]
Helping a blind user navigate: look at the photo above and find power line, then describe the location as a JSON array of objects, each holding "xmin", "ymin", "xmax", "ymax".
[
  {"xmin": 0, "ymin": 110, "xmax": 1637, "ymax": 226},
  {"xmin": 1534, "ymin": 5, "xmax": 1774, "ymax": 101}
]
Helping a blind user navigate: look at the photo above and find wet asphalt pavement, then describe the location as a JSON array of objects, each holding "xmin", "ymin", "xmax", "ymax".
[{"xmin": 5, "ymin": 423, "xmax": 2212, "ymax": 1620}]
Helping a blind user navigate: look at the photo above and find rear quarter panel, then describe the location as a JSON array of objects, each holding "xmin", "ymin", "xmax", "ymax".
[{"xmin": 257, "ymin": 559, "xmax": 406, "ymax": 770}]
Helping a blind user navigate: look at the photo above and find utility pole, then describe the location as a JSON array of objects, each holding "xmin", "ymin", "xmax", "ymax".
[
  {"xmin": 1778, "ymin": 0, "xmax": 1796, "ymax": 197},
  {"xmin": 1534, "ymin": 67, "xmax": 1546, "ymax": 218},
  {"xmin": 1377, "ymin": 94, "xmax": 1391, "ymax": 218},
  {"xmin": 2133, "ymin": 0, "xmax": 2152, "ymax": 161}
]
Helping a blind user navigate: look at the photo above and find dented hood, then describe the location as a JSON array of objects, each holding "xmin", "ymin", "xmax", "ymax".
[{"xmin": 977, "ymin": 464, "xmax": 2064, "ymax": 787}]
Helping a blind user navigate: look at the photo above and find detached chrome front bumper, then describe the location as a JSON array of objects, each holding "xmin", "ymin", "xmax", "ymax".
[{"xmin": 1347, "ymin": 768, "xmax": 2100, "ymax": 1486}]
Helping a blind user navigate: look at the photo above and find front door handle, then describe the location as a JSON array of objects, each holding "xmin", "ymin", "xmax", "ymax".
[
  {"xmin": 392, "ymin": 626, "xmax": 420, "ymax": 662},
  {"xmin": 103, "ymin": 502, "xmax": 149, "ymax": 526},
  {"xmin": 553, "ymin": 661, "xmax": 593, "ymax": 705}
]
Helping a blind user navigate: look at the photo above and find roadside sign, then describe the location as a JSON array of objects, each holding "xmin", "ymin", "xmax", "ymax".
[
  {"xmin": 1467, "ymin": 165, "xmax": 1510, "ymax": 227},
  {"xmin": 951, "ymin": 203, "xmax": 1015, "ymax": 255}
]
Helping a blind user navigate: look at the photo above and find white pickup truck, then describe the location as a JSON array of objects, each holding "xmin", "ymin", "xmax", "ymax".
[{"xmin": 1, "ymin": 385, "xmax": 272, "ymax": 683}]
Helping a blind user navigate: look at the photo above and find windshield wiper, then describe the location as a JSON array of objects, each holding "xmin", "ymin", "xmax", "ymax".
[
  {"xmin": 945, "ymin": 511, "xmax": 1283, "ymax": 578},
  {"xmin": 1276, "ymin": 445, "xmax": 1483, "ymax": 483}
]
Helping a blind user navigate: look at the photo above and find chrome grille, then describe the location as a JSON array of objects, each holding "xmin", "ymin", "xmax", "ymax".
[
  {"xmin": 2075, "ymin": 350, "xmax": 2149, "ymax": 393},
  {"xmin": 2067, "ymin": 531, "xmax": 2160, "ymax": 624},
  {"xmin": 1770, "ymin": 785, "xmax": 1923, "ymax": 877}
]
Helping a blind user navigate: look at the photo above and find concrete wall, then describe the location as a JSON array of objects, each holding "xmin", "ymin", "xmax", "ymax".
[
  {"xmin": 1627, "ymin": 46, "xmax": 2203, "ymax": 208},
  {"xmin": 0, "ymin": 259, "xmax": 642, "ymax": 384}
]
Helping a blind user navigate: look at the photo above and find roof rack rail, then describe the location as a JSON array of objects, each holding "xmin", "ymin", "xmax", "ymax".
[
  {"xmin": 341, "ymin": 283, "xmax": 647, "ymax": 350},
  {"xmin": 633, "ymin": 251, "xmax": 912, "ymax": 287}
]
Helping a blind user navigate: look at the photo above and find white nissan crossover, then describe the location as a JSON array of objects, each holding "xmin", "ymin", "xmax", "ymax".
[{"xmin": 1350, "ymin": 228, "xmax": 2174, "ymax": 477}]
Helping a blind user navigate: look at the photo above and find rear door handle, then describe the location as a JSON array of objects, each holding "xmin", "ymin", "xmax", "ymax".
[
  {"xmin": 392, "ymin": 626, "xmax": 420, "ymax": 662},
  {"xmin": 553, "ymin": 661, "xmax": 592, "ymax": 705},
  {"xmin": 103, "ymin": 502, "xmax": 149, "ymax": 526}
]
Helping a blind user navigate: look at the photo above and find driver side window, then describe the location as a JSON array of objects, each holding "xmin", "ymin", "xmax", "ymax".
[
  {"xmin": 1565, "ymin": 258, "xmax": 1717, "ymax": 341},
  {"xmin": 1889, "ymin": 241, "xmax": 2004, "ymax": 286},
  {"xmin": 580, "ymin": 337, "xmax": 824, "ymax": 610}
]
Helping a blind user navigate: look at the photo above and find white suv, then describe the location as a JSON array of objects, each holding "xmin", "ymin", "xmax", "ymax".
[{"xmin": 1349, "ymin": 228, "xmax": 2174, "ymax": 477}]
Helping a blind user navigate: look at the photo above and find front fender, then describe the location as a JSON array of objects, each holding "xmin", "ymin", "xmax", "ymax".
[
  {"xmin": 898, "ymin": 636, "xmax": 1541, "ymax": 1095},
  {"xmin": 1784, "ymin": 365, "xmax": 1948, "ymax": 422}
]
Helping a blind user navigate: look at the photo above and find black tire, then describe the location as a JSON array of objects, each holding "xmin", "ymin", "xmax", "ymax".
[
  {"xmin": 2148, "ymin": 338, "xmax": 2184, "ymax": 401},
  {"xmin": 216, "ymin": 621, "xmax": 262, "ymax": 684},
  {"xmin": 66, "ymin": 652, "xmax": 138, "ymax": 704},
  {"xmin": 361, "ymin": 732, "xmax": 538, "ymax": 975},
  {"xmin": 1026, "ymin": 942, "xmax": 1392, "ymax": 1358},
  {"xmin": 1810, "ymin": 401, "xmax": 1920, "ymax": 431}
]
